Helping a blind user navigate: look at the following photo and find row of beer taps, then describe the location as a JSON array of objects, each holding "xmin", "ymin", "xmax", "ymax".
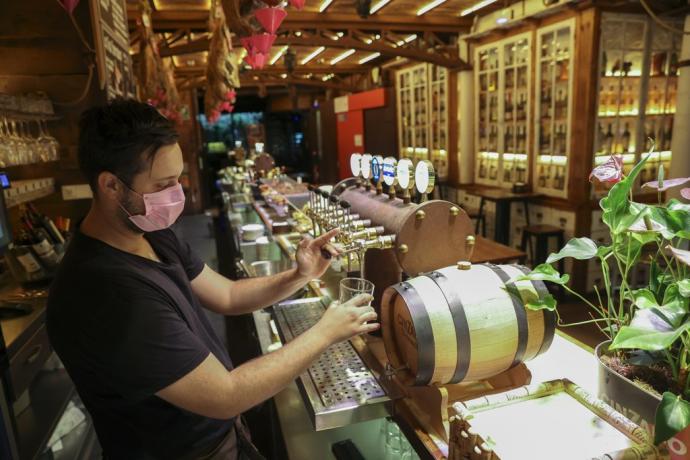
[{"xmin": 306, "ymin": 186, "xmax": 395, "ymax": 276}]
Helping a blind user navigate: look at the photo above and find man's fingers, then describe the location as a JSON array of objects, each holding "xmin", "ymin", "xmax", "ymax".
[
  {"xmin": 358, "ymin": 312, "xmax": 378, "ymax": 323},
  {"xmin": 357, "ymin": 322, "xmax": 380, "ymax": 334},
  {"xmin": 323, "ymin": 243, "xmax": 340, "ymax": 257},
  {"xmin": 345, "ymin": 293, "xmax": 373, "ymax": 307},
  {"xmin": 310, "ymin": 228, "xmax": 340, "ymax": 247}
]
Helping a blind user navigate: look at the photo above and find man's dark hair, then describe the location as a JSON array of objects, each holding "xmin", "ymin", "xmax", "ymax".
[{"xmin": 78, "ymin": 99, "xmax": 179, "ymax": 194}]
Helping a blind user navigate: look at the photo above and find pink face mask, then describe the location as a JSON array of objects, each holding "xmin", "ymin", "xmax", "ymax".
[{"xmin": 120, "ymin": 183, "xmax": 186, "ymax": 233}]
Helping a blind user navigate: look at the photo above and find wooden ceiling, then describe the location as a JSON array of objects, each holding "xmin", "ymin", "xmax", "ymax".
[{"xmin": 127, "ymin": 0, "xmax": 485, "ymax": 93}]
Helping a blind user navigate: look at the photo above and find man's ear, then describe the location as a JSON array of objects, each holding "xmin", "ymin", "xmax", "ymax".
[{"xmin": 97, "ymin": 171, "xmax": 122, "ymax": 200}]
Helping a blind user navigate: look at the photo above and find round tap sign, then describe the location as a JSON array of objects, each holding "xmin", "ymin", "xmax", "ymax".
[
  {"xmin": 371, "ymin": 155, "xmax": 384, "ymax": 184},
  {"xmin": 350, "ymin": 153, "xmax": 362, "ymax": 177},
  {"xmin": 415, "ymin": 160, "xmax": 436, "ymax": 194},
  {"xmin": 361, "ymin": 154, "xmax": 372, "ymax": 179},
  {"xmin": 396, "ymin": 159, "xmax": 414, "ymax": 191},
  {"xmin": 382, "ymin": 157, "xmax": 398, "ymax": 187}
]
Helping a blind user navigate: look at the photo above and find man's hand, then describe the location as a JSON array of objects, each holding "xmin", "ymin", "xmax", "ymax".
[
  {"xmin": 295, "ymin": 228, "xmax": 340, "ymax": 279},
  {"xmin": 314, "ymin": 293, "xmax": 379, "ymax": 345}
]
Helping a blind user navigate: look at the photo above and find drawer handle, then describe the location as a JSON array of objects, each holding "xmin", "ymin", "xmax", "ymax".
[{"xmin": 25, "ymin": 345, "xmax": 43, "ymax": 365}]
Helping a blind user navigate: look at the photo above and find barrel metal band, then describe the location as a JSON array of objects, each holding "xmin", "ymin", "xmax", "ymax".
[
  {"xmin": 426, "ymin": 271, "xmax": 471, "ymax": 383},
  {"xmin": 516, "ymin": 265, "xmax": 556, "ymax": 357},
  {"xmin": 392, "ymin": 282, "xmax": 435, "ymax": 385},
  {"xmin": 487, "ymin": 264, "xmax": 528, "ymax": 368}
]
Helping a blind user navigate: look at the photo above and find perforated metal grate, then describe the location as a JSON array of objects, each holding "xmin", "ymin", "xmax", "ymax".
[{"xmin": 275, "ymin": 299, "xmax": 387, "ymax": 411}]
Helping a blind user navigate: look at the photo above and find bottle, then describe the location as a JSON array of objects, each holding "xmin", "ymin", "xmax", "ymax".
[
  {"xmin": 607, "ymin": 85, "xmax": 617, "ymax": 114},
  {"xmin": 605, "ymin": 123, "xmax": 614, "ymax": 154},
  {"xmin": 28, "ymin": 227, "xmax": 60, "ymax": 268},
  {"xmin": 505, "ymin": 92, "xmax": 513, "ymax": 121},
  {"xmin": 596, "ymin": 123, "xmax": 604, "ymax": 153},
  {"xmin": 601, "ymin": 51, "xmax": 608, "ymax": 77},
  {"xmin": 664, "ymin": 119, "xmax": 673, "ymax": 151},
  {"xmin": 669, "ymin": 52, "xmax": 679, "ymax": 76},
  {"xmin": 621, "ymin": 123, "xmax": 631, "ymax": 153},
  {"xmin": 645, "ymin": 121, "xmax": 656, "ymax": 151},
  {"xmin": 27, "ymin": 203, "xmax": 65, "ymax": 244},
  {"xmin": 538, "ymin": 165, "xmax": 546, "ymax": 187}
]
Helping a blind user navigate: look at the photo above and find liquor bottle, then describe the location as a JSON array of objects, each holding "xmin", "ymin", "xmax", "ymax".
[
  {"xmin": 596, "ymin": 123, "xmax": 605, "ymax": 153},
  {"xmin": 669, "ymin": 52, "xmax": 679, "ymax": 76},
  {"xmin": 605, "ymin": 123, "xmax": 614, "ymax": 154},
  {"xmin": 479, "ymin": 158, "xmax": 487, "ymax": 178},
  {"xmin": 607, "ymin": 85, "xmax": 617, "ymax": 114},
  {"xmin": 518, "ymin": 93, "xmax": 527, "ymax": 120},
  {"xmin": 621, "ymin": 123, "xmax": 631, "ymax": 153},
  {"xmin": 601, "ymin": 51, "xmax": 608, "ymax": 77},
  {"xmin": 24, "ymin": 222, "xmax": 60, "ymax": 268},
  {"xmin": 517, "ymin": 126, "xmax": 526, "ymax": 152},
  {"xmin": 649, "ymin": 85, "xmax": 659, "ymax": 114},
  {"xmin": 645, "ymin": 121, "xmax": 656, "ymax": 151},
  {"xmin": 12, "ymin": 231, "xmax": 44, "ymax": 274},
  {"xmin": 538, "ymin": 165, "xmax": 546, "ymax": 187},
  {"xmin": 489, "ymin": 161, "xmax": 498, "ymax": 180},
  {"xmin": 505, "ymin": 91, "xmax": 513, "ymax": 121},
  {"xmin": 663, "ymin": 119, "xmax": 673, "ymax": 151},
  {"xmin": 26, "ymin": 203, "xmax": 66, "ymax": 244},
  {"xmin": 505, "ymin": 125, "xmax": 513, "ymax": 151},
  {"xmin": 651, "ymin": 52, "xmax": 666, "ymax": 77}
]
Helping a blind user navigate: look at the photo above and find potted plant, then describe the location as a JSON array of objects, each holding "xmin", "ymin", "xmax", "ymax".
[{"xmin": 512, "ymin": 151, "xmax": 690, "ymax": 458}]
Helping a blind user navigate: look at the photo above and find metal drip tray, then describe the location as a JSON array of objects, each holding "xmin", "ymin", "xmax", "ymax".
[{"xmin": 273, "ymin": 298, "xmax": 389, "ymax": 431}]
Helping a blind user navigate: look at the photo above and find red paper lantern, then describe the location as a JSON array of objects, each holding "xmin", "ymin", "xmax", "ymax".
[
  {"xmin": 249, "ymin": 33, "xmax": 276, "ymax": 55},
  {"xmin": 58, "ymin": 0, "xmax": 80, "ymax": 14},
  {"xmin": 289, "ymin": 0, "xmax": 306, "ymax": 10},
  {"xmin": 255, "ymin": 7, "xmax": 287, "ymax": 34},
  {"xmin": 240, "ymin": 36, "xmax": 252, "ymax": 52}
]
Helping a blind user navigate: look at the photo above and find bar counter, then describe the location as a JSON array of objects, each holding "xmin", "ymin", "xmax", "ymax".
[{"xmin": 222, "ymin": 191, "xmax": 617, "ymax": 460}]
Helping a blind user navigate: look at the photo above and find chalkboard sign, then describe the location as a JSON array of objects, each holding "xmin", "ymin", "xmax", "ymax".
[{"xmin": 90, "ymin": 0, "xmax": 136, "ymax": 100}]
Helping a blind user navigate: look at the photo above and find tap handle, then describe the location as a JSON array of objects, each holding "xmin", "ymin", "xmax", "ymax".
[
  {"xmin": 340, "ymin": 200, "xmax": 351, "ymax": 209},
  {"xmin": 329, "ymin": 195, "xmax": 339, "ymax": 204}
]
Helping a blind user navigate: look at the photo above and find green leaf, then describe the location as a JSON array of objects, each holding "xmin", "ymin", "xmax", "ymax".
[
  {"xmin": 600, "ymin": 154, "xmax": 650, "ymax": 232},
  {"xmin": 514, "ymin": 263, "xmax": 570, "ymax": 285},
  {"xmin": 609, "ymin": 323, "xmax": 690, "ymax": 351},
  {"xmin": 654, "ymin": 392, "xmax": 690, "ymax": 445},
  {"xmin": 613, "ymin": 233, "xmax": 644, "ymax": 266},
  {"xmin": 617, "ymin": 202, "xmax": 651, "ymax": 233},
  {"xmin": 546, "ymin": 237, "xmax": 598, "ymax": 264},
  {"xmin": 679, "ymin": 280, "xmax": 690, "ymax": 298},
  {"xmin": 525, "ymin": 293, "xmax": 557, "ymax": 312},
  {"xmin": 633, "ymin": 289, "xmax": 659, "ymax": 309},
  {"xmin": 596, "ymin": 245, "xmax": 613, "ymax": 258}
]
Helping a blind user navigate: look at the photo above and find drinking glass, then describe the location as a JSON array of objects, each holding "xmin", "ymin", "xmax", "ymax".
[{"xmin": 339, "ymin": 277, "xmax": 374, "ymax": 304}]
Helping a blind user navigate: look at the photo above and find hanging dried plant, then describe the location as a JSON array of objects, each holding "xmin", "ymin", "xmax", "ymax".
[
  {"xmin": 205, "ymin": 0, "xmax": 240, "ymax": 124},
  {"xmin": 136, "ymin": 0, "xmax": 182, "ymax": 123}
]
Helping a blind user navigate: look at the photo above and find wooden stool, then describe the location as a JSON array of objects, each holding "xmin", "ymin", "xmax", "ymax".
[
  {"xmin": 462, "ymin": 206, "xmax": 486, "ymax": 237},
  {"xmin": 521, "ymin": 225, "xmax": 565, "ymax": 298}
]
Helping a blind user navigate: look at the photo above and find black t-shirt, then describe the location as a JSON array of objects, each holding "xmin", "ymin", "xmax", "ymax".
[{"xmin": 47, "ymin": 227, "xmax": 234, "ymax": 459}]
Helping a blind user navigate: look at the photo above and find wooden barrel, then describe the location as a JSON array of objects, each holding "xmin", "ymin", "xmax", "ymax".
[{"xmin": 380, "ymin": 263, "xmax": 556, "ymax": 386}]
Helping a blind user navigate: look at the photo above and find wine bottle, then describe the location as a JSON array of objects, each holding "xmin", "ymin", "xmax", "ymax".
[
  {"xmin": 605, "ymin": 123, "xmax": 614, "ymax": 154},
  {"xmin": 29, "ymin": 228, "xmax": 60, "ymax": 268},
  {"xmin": 669, "ymin": 52, "xmax": 679, "ymax": 76},
  {"xmin": 538, "ymin": 165, "xmax": 546, "ymax": 187},
  {"xmin": 664, "ymin": 119, "xmax": 673, "ymax": 151},
  {"xmin": 621, "ymin": 123, "xmax": 631, "ymax": 153},
  {"xmin": 601, "ymin": 51, "xmax": 607, "ymax": 77},
  {"xmin": 596, "ymin": 123, "xmax": 605, "ymax": 153}
]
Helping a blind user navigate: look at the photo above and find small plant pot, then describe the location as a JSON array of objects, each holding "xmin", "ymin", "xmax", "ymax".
[{"xmin": 596, "ymin": 341, "xmax": 690, "ymax": 458}]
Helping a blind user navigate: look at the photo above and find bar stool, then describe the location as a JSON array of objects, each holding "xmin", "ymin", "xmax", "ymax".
[
  {"xmin": 521, "ymin": 224, "xmax": 565, "ymax": 297},
  {"xmin": 521, "ymin": 224, "xmax": 565, "ymax": 266},
  {"xmin": 461, "ymin": 205, "xmax": 486, "ymax": 237}
]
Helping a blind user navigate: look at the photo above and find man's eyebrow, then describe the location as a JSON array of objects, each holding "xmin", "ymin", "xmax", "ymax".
[{"xmin": 153, "ymin": 175, "xmax": 179, "ymax": 181}]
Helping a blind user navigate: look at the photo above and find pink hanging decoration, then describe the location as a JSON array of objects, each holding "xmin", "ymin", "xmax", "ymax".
[
  {"xmin": 252, "ymin": 53, "xmax": 268, "ymax": 69},
  {"xmin": 249, "ymin": 33, "xmax": 276, "ymax": 55},
  {"xmin": 58, "ymin": 0, "xmax": 80, "ymax": 14},
  {"xmin": 243, "ymin": 54, "xmax": 256, "ymax": 67},
  {"xmin": 288, "ymin": 0, "xmax": 306, "ymax": 10},
  {"xmin": 255, "ymin": 7, "xmax": 287, "ymax": 34}
]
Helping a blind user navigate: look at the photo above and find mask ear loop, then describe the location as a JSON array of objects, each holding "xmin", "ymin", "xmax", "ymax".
[{"xmin": 114, "ymin": 176, "xmax": 142, "ymax": 218}]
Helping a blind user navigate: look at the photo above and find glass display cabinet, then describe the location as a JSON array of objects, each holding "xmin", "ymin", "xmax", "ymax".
[{"xmin": 475, "ymin": 33, "xmax": 531, "ymax": 188}]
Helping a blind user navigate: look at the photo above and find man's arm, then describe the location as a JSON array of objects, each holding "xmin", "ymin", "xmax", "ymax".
[
  {"xmin": 156, "ymin": 294, "xmax": 378, "ymax": 419},
  {"xmin": 191, "ymin": 229, "xmax": 339, "ymax": 316},
  {"xmin": 191, "ymin": 265, "xmax": 308, "ymax": 315}
]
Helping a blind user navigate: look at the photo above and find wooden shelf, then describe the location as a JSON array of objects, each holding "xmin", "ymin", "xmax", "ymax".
[
  {"xmin": 4, "ymin": 178, "xmax": 55, "ymax": 208},
  {"xmin": 16, "ymin": 368, "xmax": 75, "ymax": 460}
]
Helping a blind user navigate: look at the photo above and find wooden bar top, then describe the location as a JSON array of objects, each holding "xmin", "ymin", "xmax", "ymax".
[
  {"xmin": 471, "ymin": 236, "xmax": 526, "ymax": 264},
  {"xmin": 457, "ymin": 183, "xmax": 541, "ymax": 202}
]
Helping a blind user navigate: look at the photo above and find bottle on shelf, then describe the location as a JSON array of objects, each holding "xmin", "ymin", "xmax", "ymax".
[
  {"xmin": 663, "ymin": 118, "xmax": 673, "ymax": 151},
  {"xmin": 596, "ymin": 123, "xmax": 605, "ymax": 154},
  {"xmin": 604, "ymin": 123, "xmax": 614, "ymax": 154},
  {"xmin": 645, "ymin": 121, "xmax": 656, "ymax": 151},
  {"xmin": 21, "ymin": 219, "xmax": 60, "ymax": 268},
  {"xmin": 606, "ymin": 85, "xmax": 617, "ymax": 114},
  {"xmin": 669, "ymin": 52, "xmax": 679, "ymax": 76},
  {"xmin": 538, "ymin": 165, "xmax": 547, "ymax": 187},
  {"xmin": 505, "ymin": 91, "xmax": 513, "ymax": 121},
  {"xmin": 601, "ymin": 51, "xmax": 607, "ymax": 77},
  {"xmin": 621, "ymin": 123, "xmax": 631, "ymax": 153}
]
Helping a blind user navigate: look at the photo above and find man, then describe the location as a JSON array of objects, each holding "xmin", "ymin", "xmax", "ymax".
[{"xmin": 47, "ymin": 99, "xmax": 378, "ymax": 460}]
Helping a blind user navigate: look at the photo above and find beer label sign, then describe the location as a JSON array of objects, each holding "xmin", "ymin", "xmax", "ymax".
[{"xmin": 383, "ymin": 157, "xmax": 398, "ymax": 187}]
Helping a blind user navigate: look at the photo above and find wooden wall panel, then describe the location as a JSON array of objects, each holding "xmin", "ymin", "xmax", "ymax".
[{"xmin": 364, "ymin": 87, "xmax": 398, "ymax": 159}]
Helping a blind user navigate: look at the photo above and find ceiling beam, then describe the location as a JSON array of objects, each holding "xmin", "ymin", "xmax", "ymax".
[
  {"xmin": 240, "ymin": 77, "xmax": 358, "ymax": 92},
  {"xmin": 160, "ymin": 34, "xmax": 469, "ymax": 70},
  {"xmin": 127, "ymin": 9, "xmax": 472, "ymax": 34},
  {"xmin": 282, "ymin": 12, "xmax": 472, "ymax": 33},
  {"xmin": 174, "ymin": 65, "xmax": 370, "ymax": 76}
]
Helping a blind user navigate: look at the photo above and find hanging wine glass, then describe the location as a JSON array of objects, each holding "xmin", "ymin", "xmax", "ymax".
[
  {"xmin": 42, "ymin": 120, "xmax": 59, "ymax": 161},
  {"xmin": 0, "ymin": 118, "xmax": 10, "ymax": 168},
  {"xmin": 36, "ymin": 120, "xmax": 50, "ymax": 162}
]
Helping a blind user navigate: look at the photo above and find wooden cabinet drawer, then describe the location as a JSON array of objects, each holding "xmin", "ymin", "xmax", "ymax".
[{"xmin": 7, "ymin": 325, "xmax": 52, "ymax": 401}]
